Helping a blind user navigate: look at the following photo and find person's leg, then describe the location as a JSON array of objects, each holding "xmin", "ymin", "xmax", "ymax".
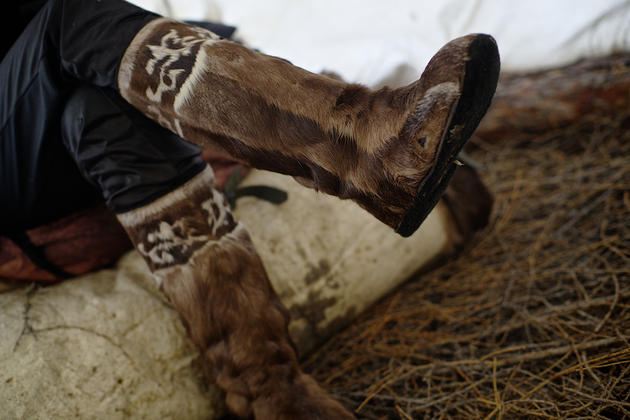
[
  {"xmin": 61, "ymin": 85, "xmax": 355, "ymax": 419},
  {"xmin": 0, "ymin": 0, "xmax": 238, "ymax": 234},
  {"xmin": 0, "ymin": 0, "xmax": 110, "ymax": 234},
  {"xmin": 27, "ymin": 0, "xmax": 499, "ymax": 237}
]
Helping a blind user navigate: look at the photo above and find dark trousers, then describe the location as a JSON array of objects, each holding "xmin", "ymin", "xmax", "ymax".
[{"xmin": 0, "ymin": 0, "xmax": 234, "ymax": 234}]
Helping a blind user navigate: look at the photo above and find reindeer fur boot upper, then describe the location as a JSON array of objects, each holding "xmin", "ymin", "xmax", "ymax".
[
  {"xmin": 116, "ymin": 167, "xmax": 356, "ymax": 419},
  {"xmin": 118, "ymin": 17, "xmax": 500, "ymax": 237}
]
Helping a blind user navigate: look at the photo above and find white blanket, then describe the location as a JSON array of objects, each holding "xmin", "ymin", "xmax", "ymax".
[{"xmin": 132, "ymin": 0, "xmax": 630, "ymax": 86}]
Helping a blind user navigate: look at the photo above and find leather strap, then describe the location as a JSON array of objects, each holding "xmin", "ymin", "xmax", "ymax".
[{"xmin": 223, "ymin": 167, "xmax": 288, "ymax": 208}]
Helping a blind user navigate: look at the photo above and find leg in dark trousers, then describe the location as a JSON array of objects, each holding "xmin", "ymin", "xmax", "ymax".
[
  {"xmin": 4, "ymin": 0, "xmax": 499, "ymax": 238},
  {"xmin": 0, "ymin": 0, "xmax": 157, "ymax": 233},
  {"xmin": 60, "ymin": 85, "xmax": 356, "ymax": 419}
]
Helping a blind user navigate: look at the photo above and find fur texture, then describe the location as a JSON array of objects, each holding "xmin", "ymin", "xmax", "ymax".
[
  {"xmin": 117, "ymin": 18, "xmax": 493, "ymax": 231},
  {"xmin": 117, "ymin": 167, "xmax": 355, "ymax": 419}
]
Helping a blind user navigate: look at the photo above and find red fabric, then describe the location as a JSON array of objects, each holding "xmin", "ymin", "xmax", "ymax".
[{"xmin": 0, "ymin": 205, "xmax": 132, "ymax": 284}]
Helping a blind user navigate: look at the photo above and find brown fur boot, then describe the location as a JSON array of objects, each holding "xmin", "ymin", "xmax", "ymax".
[
  {"xmin": 118, "ymin": 18, "xmax": 500, "ymax": 237},
  {"xmin": 117, "ymin": 167, "xmax": 355, "ymax": 419}
]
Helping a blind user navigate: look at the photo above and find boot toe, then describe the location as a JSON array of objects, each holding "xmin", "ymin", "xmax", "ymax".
[{"xmin": 396, "ymin": 34, "xmax": 500, "ymax": 237}]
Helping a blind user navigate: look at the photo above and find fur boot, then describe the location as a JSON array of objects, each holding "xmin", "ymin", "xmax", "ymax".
[
  {"xmin": 118, "ymin": 18, "xmax": 500, "ymax": 236},
  {"xmin": 116, "ymin": 167, "xmax": 355, "ymax": 419}
]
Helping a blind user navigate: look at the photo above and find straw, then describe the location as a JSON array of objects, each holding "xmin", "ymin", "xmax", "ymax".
[{"xmin": 305, "ymin": 107, "xmax": 630, "ymax": 419}]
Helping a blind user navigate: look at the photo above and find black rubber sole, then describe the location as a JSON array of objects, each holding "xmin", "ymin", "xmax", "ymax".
[{"xmin": 396, "ymin": 35, "xmax": 500, "ymax": 237}]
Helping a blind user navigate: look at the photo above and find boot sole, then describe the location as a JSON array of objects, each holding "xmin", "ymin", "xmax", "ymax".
[{"xmin": 396, "ymin": 35, "xmax": 500, "ymax": 237}]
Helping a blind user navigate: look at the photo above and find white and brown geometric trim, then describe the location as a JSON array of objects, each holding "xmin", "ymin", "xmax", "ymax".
[
  {"xmin": 118, "ymin": 17, "xmax": 221, "ymax": 96},
  {"xmin": 118, "ymin": 17, "xmax": 222, "ymax": 137},
  {"xmin": 117, "ymin": 167, "xmax": 245, "ymax": 274}
]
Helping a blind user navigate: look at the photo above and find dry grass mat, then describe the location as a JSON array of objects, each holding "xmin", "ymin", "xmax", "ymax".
[{"xmin": 305, "ymin": 112, "xmax": 630, "ymax": 419}]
